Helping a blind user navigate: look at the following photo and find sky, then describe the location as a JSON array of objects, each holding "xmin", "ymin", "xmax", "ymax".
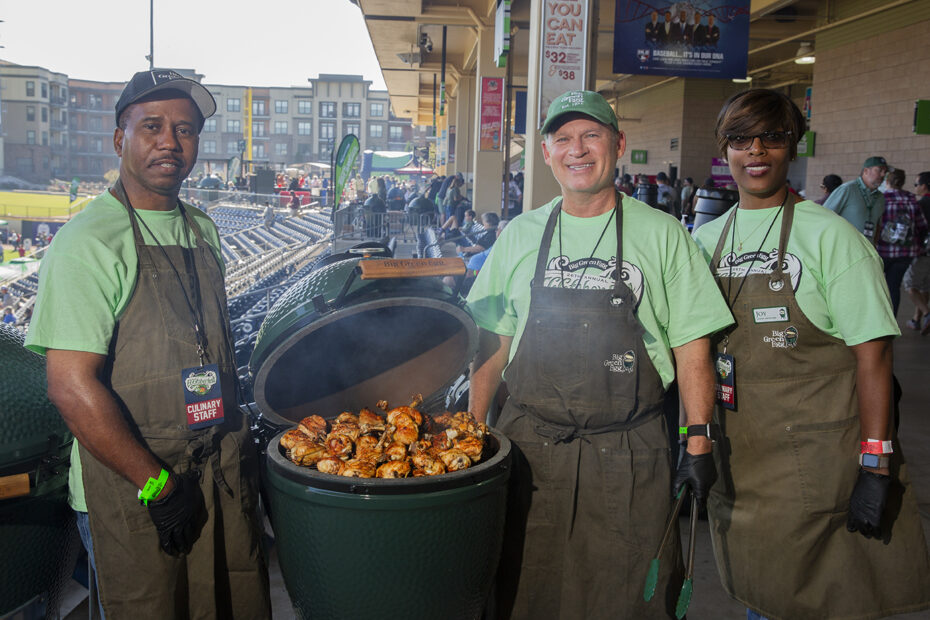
[{"xmin": 0, "ymin": 0, "xmax": 387, "ymax": 89}]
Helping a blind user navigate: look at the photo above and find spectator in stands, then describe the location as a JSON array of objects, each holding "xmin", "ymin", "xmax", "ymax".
[
  {"xmin": 816, "ymin": 174, "xmax": 843, "ymax": 205},
  {"xmin": 443, "ymin": 176, "xmax": 466, "ymax": 225},
  {"xmin": 466, "ymin": 219, "xmax": 510, "ymax": 275},
  {"xmin": 456, "ymin": 212, "xmax": 500, "ymax": 258},
  {"xmin": 655, "ymin": 171, "xmax": 676, "ymax": 215},
  {"xmin": 680, "ymin": 177, "xmax": 696, "ymax": 218},
  {"xmin": 376, "ymin": 176, "xmax": 387, "ymax": 202},
  {"xmin": 288, "ymin": 176, "xmax": 300, "ymax": 192},
  {"xmin": 289, "ymin": 191, "xmax": 301, "ymax": 214},
  {"xmin": 440, "ymin": 208, "xmax": 479, "ymax": 239},
  {"xmin": 0, "ymin": 285, "xmax": 13, "ymax": 307},
  {"xmin": 904, "ymin": 171, "xmax": 930, "ymax": 332},
  {"xmin": 876, "ymin": 168, "xmax": 928, "ymax": 316},
  {"xmin": 386, "ymin": 183, "xmax": 406, "ymax": 211},
  {"xmin": 507, "ymin": 172, "xmax": 523, "ymax": 218},
  {"xmin": 428, "ymin": 175, "xmax": 444, "ymax": 203},
  {"xmin": 2, "ymin": 306, "xmax": 14, "ymax": 325},
  {"xmin": 263, "ymin": 202, "xmax": 276, "ymax": 230}
]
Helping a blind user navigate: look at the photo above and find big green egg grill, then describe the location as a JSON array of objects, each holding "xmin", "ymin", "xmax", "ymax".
[
  {"xmin": 250, "ymin": 253, "xmax": 512, "ymax": 620},
  {"xmin": 0, "ymin": 324, "xmax": 77, "ymax": 617}
]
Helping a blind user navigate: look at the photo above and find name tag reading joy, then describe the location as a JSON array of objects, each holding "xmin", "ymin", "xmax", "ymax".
[
  {"xmin": 753, "ymin": 306, "xmax": 789, "ymax": 323},
  {"xmin": 181, "ymin": 363, "xmax": 225, "ymax": 430}
]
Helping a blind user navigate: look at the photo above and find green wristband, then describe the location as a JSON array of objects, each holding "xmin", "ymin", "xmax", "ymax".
[{"xmin": 138, "ymin": 468, "xmax": 170, "ymax": 506}]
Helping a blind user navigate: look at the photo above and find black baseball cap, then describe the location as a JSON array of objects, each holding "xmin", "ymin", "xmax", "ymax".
[{"xmin": 115, "ymin": 70, "xmax": 216, "ymax": 127}]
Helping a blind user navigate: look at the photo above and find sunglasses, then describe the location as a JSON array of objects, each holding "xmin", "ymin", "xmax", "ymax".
[{"xmin": 725, "ymin": 131, "xmax": 792, "ymax": 151}]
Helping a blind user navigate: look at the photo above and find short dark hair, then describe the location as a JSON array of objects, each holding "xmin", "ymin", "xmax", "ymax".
[
  {"xmin": 886, "ymin": 168, "xmax": 905, "ymax": 189},
  {"xmin": 917, "ymin": 171, "xmax": 930, "ymax": 188},
  {"xmin": 822, "ymin": 174, "xmax": 843, "ymax": 193},
  {"xmin": 715, "ymin": 89, "xmax": 805, "ymax": 159},
  {"xmin": 482, "ymin": 212, "xmax": 500, "ymax": 227}
]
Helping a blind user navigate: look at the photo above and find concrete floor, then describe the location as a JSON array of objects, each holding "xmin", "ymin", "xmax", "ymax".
[{"xmin": 57, "ymin": 298, "xmax": 930, "ymax": 620}]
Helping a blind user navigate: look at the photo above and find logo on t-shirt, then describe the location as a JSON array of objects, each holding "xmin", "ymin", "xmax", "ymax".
[
  {"xmin": 542, "ymin": 255, "xmax": 644, "ymax": 308},
  {"xmin": 716, "ymin": 249, "xmax": 803, "ymax": 292}
]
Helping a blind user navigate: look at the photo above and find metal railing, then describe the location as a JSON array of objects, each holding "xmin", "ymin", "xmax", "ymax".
[{"xmin": 333, "ymin": 204, "xmax": 438, "ymax": 243}]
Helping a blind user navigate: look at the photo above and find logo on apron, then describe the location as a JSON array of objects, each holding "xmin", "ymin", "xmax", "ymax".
[
  {"xmin": 604, "ymin": 350, "xmax": 636, "ymax": 373},
  {"xmin": 544, "ymin": 256, "xmax": 645, "ymax": 307},
  {"xmin": 718, "ymin": 250, "xmax": 803, "ymax": 292},
  {"xmin": 763, "ymin": 325, "xmax": 799, "ymax": 349}
]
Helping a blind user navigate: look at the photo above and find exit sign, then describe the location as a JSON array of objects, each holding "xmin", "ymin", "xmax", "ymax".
[{"xmin": 631, "ymin": 150, "xmax": 647, "ymax": 164}]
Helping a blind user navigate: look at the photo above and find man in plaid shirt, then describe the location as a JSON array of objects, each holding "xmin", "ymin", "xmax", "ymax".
[{"xmin": 877, "ymin": 168, "xmax": 929, "ymax": 316}]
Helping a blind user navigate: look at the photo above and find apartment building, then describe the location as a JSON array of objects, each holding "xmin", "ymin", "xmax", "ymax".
[{"xmin": 0, "ymin": 61, "xmax": 414, "ymax": 184}]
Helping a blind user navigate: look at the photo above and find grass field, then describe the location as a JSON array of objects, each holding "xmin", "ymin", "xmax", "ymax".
[{"xmin": 0, "ymin": 192, "xmax": 92, "ymax": 219}]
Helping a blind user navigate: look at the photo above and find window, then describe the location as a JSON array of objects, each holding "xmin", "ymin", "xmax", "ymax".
[
  {"xmin": 275, "ymin": 100, "xmax": 288, "ymax": 114},
  {"xmin": 344, "ymin": 122, "xmax": 360, "ymax": 137},
  {"xmin": 369, "ymin": 123, "xmax": 383, "ymax": 138},
  {"xmin": 252, "ymin": 122, "xmax": 265, "ymax": 137},
  {"xmin": 298, "ymin": 99, "xmax": 312, "ymax": 115},
  {"xmin": 226, "ymin": 119, "xmax": 241, "ymax": 133},
  {"xmin": 227, "ymin": 98, "xmax": 241, "ymax": 112},
  {"xmin": 370, "ymin": 102, "xmax": 384, "ymax": 117},
  {"xmin": 88, "ymin": 94, "xmax": 101, "ymax": 109},
  {"xmin": 297, "ymin": 143, "xmax": 312, "ymax": 159},
  {"xmin": 202, "ymin": 140, "xmax": 217, "ymax": 154},
  {"xmin": 274, "ymin": 143, "xmax": 288, "ymax": 156},
  {"xmin": 319, "ymin": 139, "xmax": 334, "ymax": 153},
  {"xmin": 320, "ymin": 102, "xmax": 335, "ymax": 118},
  {"xmin": 41, "ymin": 82, "xmax": 48, "ymax": 98},
  {"xmin": 61, "ymin": 87, "xmax": 67, "ymax": 100},
  {"xmin": 89, "ymin": 117, "xmax": 102, "ymax": 131},
  {"xmin": 343, "ymin": 102, "xmax": 360, "ymax": 118},
  {"xmin": 26, "ymin": 81, "xmax": 35, "ymax": 97},
  {"xmin": 226, "ymin": 141, "xmax": 240, "ymax": 154},
  {"xmin": 319, "ymin": 122, "xmax": 335, "ymax": 139},
  {"xmin": 252, "ymin": 99, "xmax": 266, "ymax": 116},
  {"xmin": 42, "ymin": 131, "xmax": 48, "ymax": 146},
  {"xmin": 252, "ymin": 144, "xmax": 266, "ymax": 159},
  {"xmin": 389, "ymin": 126, "xmax": 403, "ymax": 141},
  {"xmin": 203, "ymin": 118, "xmax": 217, "ymax": 133},
  {"xmin": 26, "ymin": 130, "xmax": 36, "ymax": 144},
  {"xmin": 26, "ymin": 106, "xmax": 35, "ymax": 122},
  {"xmin": 298, "ymin": 121, "xmax": 312, "ymax": 136},
  {"xmin": 274, "ymin": 121, "xmax": 288, "ymax": 135},
  {"xmin": 61, "ymin": 111, "xmax": 67, "ymax": 125},
  {"xmin": 41, "ymin": 107, "xmax": 48, "ymax": 122},
  {"xmin": 92, "ymin": 138, "xmax": 103, "ymax": 152}
]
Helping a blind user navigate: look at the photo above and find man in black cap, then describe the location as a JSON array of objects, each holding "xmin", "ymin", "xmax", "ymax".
[
  {"xmin": 26, "ymin": 70, "xmax": 270, "ymax": 619},
  {"xmin": 824, "ymin": 155, "xmax": 891, "ymax": 243}
]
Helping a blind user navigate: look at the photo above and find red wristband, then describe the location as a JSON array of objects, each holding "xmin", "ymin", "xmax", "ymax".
[{"xmin": 860, "ymin": 439, "xmax": 893, "ymax": 455}]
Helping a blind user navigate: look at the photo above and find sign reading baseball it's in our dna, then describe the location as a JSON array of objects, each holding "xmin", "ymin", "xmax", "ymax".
[
  {"xmin": 612, "ymin": 0, "xmax": 750, "ymax": 80},
  {"xmin": 480, "ymin": 77, "xmax": 505, "ymax": 151},
  {"xmin": 539, "ymin": 0, "xmax": 592, "ymax": 127}
]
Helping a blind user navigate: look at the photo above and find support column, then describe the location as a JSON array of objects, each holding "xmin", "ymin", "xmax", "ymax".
[
  {"xmin": 454, "ymin": 76, "xmax": 475, "ymax": 182},
  {"xmin": 471, "ymin": 27, "xmax": 506, "ymax": 216},
  {"xmin": 523, "ymin": 0, "xmax": 562, "ymax": 212}
]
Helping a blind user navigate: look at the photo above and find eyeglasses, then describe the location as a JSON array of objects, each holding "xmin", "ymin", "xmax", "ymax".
[{"xmin": 725, "ymin": 131, "xmax": 792, "ymax": 151}]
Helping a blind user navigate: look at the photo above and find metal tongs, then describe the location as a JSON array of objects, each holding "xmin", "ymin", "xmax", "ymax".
[{"xmin": 643, "ymin": 485, "xmax": 699, "ymax": 619}]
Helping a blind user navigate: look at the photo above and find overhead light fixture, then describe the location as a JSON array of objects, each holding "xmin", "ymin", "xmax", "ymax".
[
  {"xmin": 732, "ymin": 76, "xmax": 753, "ymax": 83},
  {"xmin": 795, "ymin": 41, "xmax": 815, "ymax": 64},
  {"xmin": 397, "ymin": 50, "xmax": 422, "ymax": 66}
]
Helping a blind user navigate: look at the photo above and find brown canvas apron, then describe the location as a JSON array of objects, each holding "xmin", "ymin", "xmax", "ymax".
[
  {"xmin": 81, "ymin": 181, "xmax": 270, "ymax": 619},
  {"xmin": 706, "ymin": 200, "xmax": 930, "ymax": 620},
  {"xmin": 494, "ymin": 197, "xmax": 683, "ymax": 619}
]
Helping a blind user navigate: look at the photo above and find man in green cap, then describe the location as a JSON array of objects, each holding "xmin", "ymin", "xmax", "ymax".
[
  {"xmin": 466, "ymin": 90, "xmax": 733, "ymax": 618},
  {"xmin": 824, "ymin": 155, "xmax": 891, "ymax": 243}
]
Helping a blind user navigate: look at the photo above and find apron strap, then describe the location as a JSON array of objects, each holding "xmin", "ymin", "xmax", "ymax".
[
  {"xmin": 532, "ymin": 200, "xmax": 564, "ymax": 285},
  {"xmin": 111, "ymin": 179, "xmax": 155, "ymax": 269},
  {"xmin": 771, "ymin": 194, "xmax": 797, "ymax": 289},
  {"xmin": 710, "ymin": 206, "xmax": 739, "ymax": 268}
]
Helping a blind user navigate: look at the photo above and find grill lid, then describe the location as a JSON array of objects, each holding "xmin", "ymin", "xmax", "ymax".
[{"xmin": 250, "ymin": 256, "xmax": 477, "ymax": 426}]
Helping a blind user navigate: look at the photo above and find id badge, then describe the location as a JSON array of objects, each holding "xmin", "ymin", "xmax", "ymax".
[
  {"xmin": 863, "ymin": 220, "xmax": 875, "ymax": 241},
  {"xmin": 715, "ymin": 353, "xmax": 736, "ymax": 410},
  {"xmin": 182, "ymin": 363, "xmax": 226, "ymax": 430}
]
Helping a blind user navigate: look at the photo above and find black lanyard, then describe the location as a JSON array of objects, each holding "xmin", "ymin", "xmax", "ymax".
[
  {"xmin": 557, "ymin": 193, "xmax": 619, "ymax": 289},
  {"xmin": 725, "ymin": 193, "xmax": 786, "ymax": 308},
  {"xmin": 117, "ymin": 181, "xmax": 209, "ymax": 367}
]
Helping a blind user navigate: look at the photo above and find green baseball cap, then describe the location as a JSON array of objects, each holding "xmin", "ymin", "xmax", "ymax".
[
  {"xmin": 540, "ymin": 90, "xmax": 618, "ymax": 134},
  {"xmin": 863, "ymin": 156, "xmax": 892, "ymax": 170}
]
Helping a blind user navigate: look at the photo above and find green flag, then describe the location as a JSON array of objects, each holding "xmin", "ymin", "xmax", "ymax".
[
  {"xmin": 333, "ymin": 134, "xmax": 360, "ymax": 208},
  {"xmin": 69, "ymin": 177, "xmax": 80, "ymax": 202}
]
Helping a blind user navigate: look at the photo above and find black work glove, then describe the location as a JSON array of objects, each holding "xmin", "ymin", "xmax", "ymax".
[
  {"xmin": 846, "ymin": 469, "xmax": 890, "ymax": 539},
  {"xmin": 147, "ymin": 470, "xmax": 206, "ymax": 556},
  {"xmin": 673, "ymin": 451, "xmax": 717, "ymax": 509}
]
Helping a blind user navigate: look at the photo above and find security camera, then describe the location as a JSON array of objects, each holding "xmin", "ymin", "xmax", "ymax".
[{"xmin": 419, "ymin": 33, "xmax": 433, "ymax": 53}]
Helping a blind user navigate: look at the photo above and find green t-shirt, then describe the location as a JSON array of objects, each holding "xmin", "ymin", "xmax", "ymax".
[
  {"xmin": 24, "ymin": 190, "xmax": 225, "ymax": 512},
  {"xmin": 692, "ymin": 200, "xmax": 900, "ymax": 345},
  {"xmin": 466, "ymin": 195, "xmax": 734, "ymax": 389}
]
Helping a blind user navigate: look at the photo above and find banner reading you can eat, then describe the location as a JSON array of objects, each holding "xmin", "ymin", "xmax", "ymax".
[{"xmin": 612, "ymin": 0, "xmax": 750, "ymax": 79}]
